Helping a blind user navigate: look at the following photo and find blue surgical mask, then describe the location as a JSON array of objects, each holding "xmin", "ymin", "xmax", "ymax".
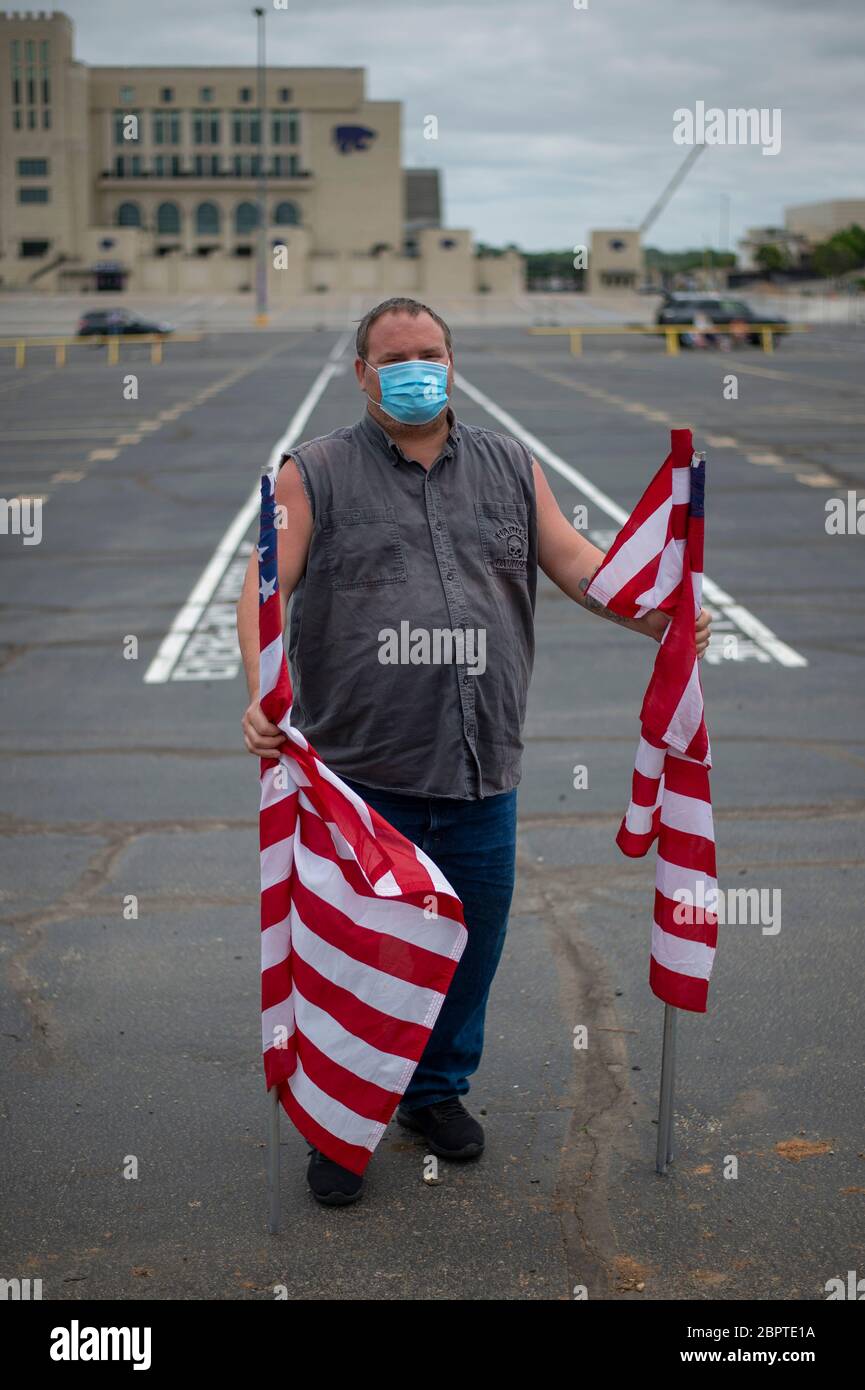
[{"xmin": 364, "ymin": 358, "xmax": 449, "ymax": 425}]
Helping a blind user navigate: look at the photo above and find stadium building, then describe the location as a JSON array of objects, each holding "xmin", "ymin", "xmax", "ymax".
[{"xmin": 0, "ymin": 10, "xmax": 523, "ymax": 297}]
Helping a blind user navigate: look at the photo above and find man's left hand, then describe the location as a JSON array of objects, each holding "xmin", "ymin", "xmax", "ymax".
[
  {"xmin": 695, "ymin": 606, "xmax": 712, "ymax": 657},
  {"xmin": 644, "ymin": 606, "xmax": 712, "ymax": 658}
]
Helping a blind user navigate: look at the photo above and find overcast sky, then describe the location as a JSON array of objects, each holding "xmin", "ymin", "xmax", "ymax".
[{"xmin": 61, "ymin": 0, "xmax": 864, "ymax": 252}]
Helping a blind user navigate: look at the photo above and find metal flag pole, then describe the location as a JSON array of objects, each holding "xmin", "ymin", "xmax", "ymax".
[
  {"xmin": 267, "ymin": 1082, "xmax": 281, "ymax": 1233},
  {"xmin": 656, "ymin": 446, "xmax": 705, "ymax": 1177},
  {"xmin": 655, "ymin": 1004, "xmax": 678, "ymax": 1174}
]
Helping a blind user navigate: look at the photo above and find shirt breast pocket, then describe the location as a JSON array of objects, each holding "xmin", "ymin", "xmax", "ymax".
[
  {"xmin": 475, "ymin": 500, "xmax": 530, "ymax": 579},
  {"xmin": 320, "ymin": 505, "xmax": 408, "ymax": 590}
]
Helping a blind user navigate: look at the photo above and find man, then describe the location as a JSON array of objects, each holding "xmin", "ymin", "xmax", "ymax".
[{"xmin": 236, "ymin": 296, "xmax": 711, "ymax": 1206}]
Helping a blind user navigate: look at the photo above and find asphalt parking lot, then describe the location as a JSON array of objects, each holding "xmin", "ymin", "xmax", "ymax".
[{"xmin": 1, "ymin": 316, "xmax": 863, "ymax": 1300}]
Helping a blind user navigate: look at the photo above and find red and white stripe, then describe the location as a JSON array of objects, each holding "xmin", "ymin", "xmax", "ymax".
[
  {"xmin": 257, "ymin": 464, "xmax": 467, "ymax": 1174},
  {"xmin": 586, "ymin": 429, "xmax": 718, "ymax": 1013}
]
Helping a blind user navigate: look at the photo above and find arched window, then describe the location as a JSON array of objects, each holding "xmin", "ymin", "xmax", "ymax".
[
  {"xmin": 273, "ymin": 201, "xmax": 300, "ymax": 226},
  {"xmin": 234, "ymin": 201, "xmax": 259, "ymax": 235},
  {"xmin": 156, "ymin": 201, "xmax": 181, "ymax": 234},
  {"xmin": 116, "ymin": 201, "xmax": 142, "ymax": 228},
  {"xmin": 196, "ymin": 201, "xmax": 220, "ymax": 235}
]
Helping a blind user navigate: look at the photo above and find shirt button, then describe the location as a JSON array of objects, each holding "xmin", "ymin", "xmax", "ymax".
[
  {"xmin": 447, "ymin": 570, "xmax": 454, "ymax": 580},
  {"xmin": 462, "ymin": 675, "xmax": 471, "ymax": 685},
  {"xmin": 435, "ymin": 521, "xmax": 442, "ymax": 530}
]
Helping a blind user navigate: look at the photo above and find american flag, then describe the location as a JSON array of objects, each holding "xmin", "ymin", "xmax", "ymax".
[
  {"xmin": 586, "ymin": 428, "xmax": 718, "ymax": 1013},
  {"xmin": 256, "ymin": 464, "xmax": 467, "ymax": 1174}
]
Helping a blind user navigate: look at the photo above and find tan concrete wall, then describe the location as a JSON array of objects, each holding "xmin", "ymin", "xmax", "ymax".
[
  {"xmin": 785, "ymin": 200, "xmax": 865, "ymax": 241},
  {"xmin": 588, "ymin": 229, "xmax": 644, "ymax": 293},
  {"xmin": 475, "ymin": 249, "xmax": 524, "ymax": 295},
  {"xmin": 305, "ymin": 99, "xmax": 402, "ymax": 255},
  {"xmin": 418, "ymin": 227, "xmax": 473, "ymax": 295},
  {"xmin": 0, "ymin": 12, "xmax": 89, "ymax": 286}
]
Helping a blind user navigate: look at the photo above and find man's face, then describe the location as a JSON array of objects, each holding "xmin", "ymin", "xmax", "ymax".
[{"xmin": 355, "ymin": 311, "xmax": 454, "ymax": 417}]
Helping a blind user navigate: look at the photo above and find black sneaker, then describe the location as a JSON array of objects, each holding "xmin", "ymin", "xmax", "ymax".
[
  {"xmin": 306, "ymin": 1147, "xmax": 364, "ymax": 1205},
  {"xmin": 396, "ymin": 1096, "xmax": 484, "ymax": 1159}
]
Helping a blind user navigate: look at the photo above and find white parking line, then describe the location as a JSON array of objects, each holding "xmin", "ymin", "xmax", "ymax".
[
  {"xmin": 146, "ymin": 347, "xmax": 807, "ymax": 684},
  {"xmin": 143, "ymin": 333, "xmax": 351, "ymax": 684},
  {"xmin": 454, "ymin": 369, "xmax": 808, "ymax": 668}
]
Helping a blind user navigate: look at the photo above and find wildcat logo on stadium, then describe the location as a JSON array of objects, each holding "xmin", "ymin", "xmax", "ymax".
[
  {"xmin": 332, "ymin": 125, "xmax": 378, "ymax": 154},
  {"xmin": 492, "ymin": 521, "xmax": 528, "ymax": 573}
]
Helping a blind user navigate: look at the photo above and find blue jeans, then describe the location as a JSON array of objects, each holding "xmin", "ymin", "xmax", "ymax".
[{"xmin": 339, "ymin": 776, "xmax": 518, "ymax": 1111}]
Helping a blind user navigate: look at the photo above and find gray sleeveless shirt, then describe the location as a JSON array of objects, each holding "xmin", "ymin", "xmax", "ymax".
[{"xmin": 283, "ymin": 405, "xmax": 537, "ymax": 799}]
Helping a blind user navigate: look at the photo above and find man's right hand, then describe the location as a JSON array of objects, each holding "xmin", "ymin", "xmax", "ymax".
[{"xmin": 242, "ymin": 699, "xmax": 286, "ymax": 756}]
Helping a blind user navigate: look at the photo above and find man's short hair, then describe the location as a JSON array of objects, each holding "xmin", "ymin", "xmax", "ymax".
[{"xmin": 355, "ymin": 296, "xmax": 453, "ymax": 362}]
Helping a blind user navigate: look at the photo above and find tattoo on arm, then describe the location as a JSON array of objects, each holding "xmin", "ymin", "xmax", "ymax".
[{"xmin": 578, "ymin": 575, "xmax": 632, "ymax": 627}]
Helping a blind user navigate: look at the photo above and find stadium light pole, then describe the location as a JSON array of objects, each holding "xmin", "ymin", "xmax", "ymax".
[{"xmin": 253, "ymin": 6, "xmax": 268, "ymax": 326}]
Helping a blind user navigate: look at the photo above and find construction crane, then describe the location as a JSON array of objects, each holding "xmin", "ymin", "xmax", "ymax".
[{"xmin": 638, "ymin": 144, "xmax": 706, "ymax": 237}]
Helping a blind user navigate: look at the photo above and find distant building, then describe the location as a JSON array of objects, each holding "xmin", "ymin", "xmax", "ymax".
[
  {"xmin": 737, "ymin": 225, "xmax": 810, "ymax": 271},
  {"xmin": 0, "ymin": 10, "xmax": 523, "ymax": 298},
  {"xmin": 404, "ymin": 168, "xmax": 441, "ymax": 233},
  {"xmin": 785, "ymin": 199, "xmax": 865, "ymax": 243},
  {"xmin": 588, "ymin": 229, "xmax": 643, "ymax": 294}
]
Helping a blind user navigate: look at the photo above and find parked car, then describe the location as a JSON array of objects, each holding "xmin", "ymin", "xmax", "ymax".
[
  {"xmin": 76, "ymin": 309, "xmax": 175, "ymax": 337},
  {"xmin": 656, "ymin": 295, "xmax": 788, "ymax": 347}
]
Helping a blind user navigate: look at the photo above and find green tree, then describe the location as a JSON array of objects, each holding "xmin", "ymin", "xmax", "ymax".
[
  {"xmin": 754, "ymin": 243, "xmax": 789, "ymax": 274},
  {"xmin": 812, "ymin": 224, "xmax": 865, "ymax": 279}
]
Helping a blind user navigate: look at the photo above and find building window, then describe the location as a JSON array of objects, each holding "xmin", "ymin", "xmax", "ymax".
[
  {"xmin": 131, "ymin": 156, "xmax": 142, "ymax": 176},
  {"xmin": 41, "ymin": 39, "xmax": 50, "ymax": 104},
  {"xmin": 269, "ymin": 153, "xmax": 301, "ymax": 177},
  {"xmin": 278, "ymin": 87, "xmax": 292, "ymax": 103},
  {"xmin": 160, "ymin": 87, "xmax": 174, "ymax": 102},
  {"xmin": 114, "ymin": 110, "xmax": 141, "ymax": 143},
  {"xmin": 114, "ymin": 155, "xmax": 124, "ymax": 176},
  {"xmin": 196, "ymin": 201, "xmax": 220, "ymax": 235},
  {"xmin": 153, "ymin": 155, "xmax": 165, "ymax": 176},
  {"xmin": 272, "ymin": 112, "xmax": 299, "ymax": 145},
  {"xmin": 274, "ymin": 201, "xmax": 300, "ymax": 226},
  {"xmin": 192, "ymin": 110, "xmax": 221, "ymax": 144},
  {"xmin": 13, "ymin": 110, "xmax": 21, "ymax": 130},
  {"xmin": 116, "ymin": 201, "xmax": 142, "ymax": 227},
  {"xmin": 11, "ymin": 39, "xmax": 20, "ymax": 103},
  {"xmin": 239, "ymin": 87, "xmax": 252, "ymax": 102},
  {"xmin": 232, "ymin": 110, "xmax": 261, "ymax": 144},
  {"xmin": 200, "ymin": 86, "xmax": 213, "ymax": 102},
  {"xmin": 210, "ymin": 155, "xmax": 221, "ymax": 175},
  {"xmin": 153, "ymin": 111, "xmax": 181, "ymax": 145},
  {"xmin": 156, "ymin": 201, "xmax": 181, "ymax": 234},
  {"xmin": 235, "ymin": 201, "xmax": 259, "ymax": 234},
  {"xmin": 20, "ymin": 239, "xmax": 51, "ymax": 257},
  {"xmin": 18, "ymin": 187, "xmax": 49, "ymax": 204},
  {"xmin": 17, "ymin": 158, "xmax": 49, "ymax": 176},
  {"xmin": 119, "ymin": 85, "xmax": 135, "ymax": 102},
  {"xmin": 26, "ymin": 37, "xmax": 35, "ymax": 105},
  {"xmin": 42, "ymin": 108, "xmax": 51, "ymax": 129},
  {"xmin": 170, "ymin": 155, "xmax": 182, "ymax": 176},
  {"xmin": 27, "ymin": 109, "xmax": 36, "ymax": 129}
]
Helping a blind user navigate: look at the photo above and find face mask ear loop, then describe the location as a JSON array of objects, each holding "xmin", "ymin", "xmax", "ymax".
[{"xmin": 362, "ymin": 359, "xmax": 381, "ymax": 412}]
